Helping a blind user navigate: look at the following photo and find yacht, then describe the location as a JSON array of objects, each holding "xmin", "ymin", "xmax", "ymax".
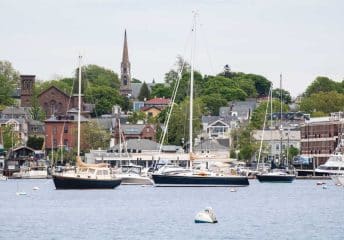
[
  {"xmin": 116, "ymin": 164, "xmax": 153, "ymax": 185},
  {"xmin": 315, "ymin": 153, "xmax": 344, "ymax": 175}
]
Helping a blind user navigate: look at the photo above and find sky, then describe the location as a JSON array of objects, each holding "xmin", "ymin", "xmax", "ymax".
[{"xmin": 1, "ymin": 0, "xmax": 343, "ymax": 97}]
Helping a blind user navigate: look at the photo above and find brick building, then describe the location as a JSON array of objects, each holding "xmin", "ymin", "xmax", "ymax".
[
  {"xmin": 44, "ymin": 113, "xmax": 88, "ymax": 152},
  {"xmin": 38, "ymin": 86, "xmax": 82, "ymax": 117},
  {"xmin": 114, "ymin": 124, "xmax": 156, "ymax": 144},
  {"xmin": 20, "ymin": 75, "xmax": 35, "ymax": 107},
  {"xmin": 300, "ymin": 112, "xmax": 344, "ymax": 166}
]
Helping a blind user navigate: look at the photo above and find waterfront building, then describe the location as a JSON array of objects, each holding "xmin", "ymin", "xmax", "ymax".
[
  {"xmin": 253, "ymin": 129, "xmax": 301, "ymax": 162},
  {"xmin": 300, "ymin": 112, "xmax": 344, "ymax": 166}
]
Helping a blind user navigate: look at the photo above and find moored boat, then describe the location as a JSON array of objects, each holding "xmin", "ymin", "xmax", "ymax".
[{"xmin": 256, "ymin": 171, "xmax": 295, "ymax": 183}]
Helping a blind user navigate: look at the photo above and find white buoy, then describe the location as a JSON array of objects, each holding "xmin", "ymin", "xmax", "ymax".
[
  {"xmin": 195, "ymin": 207, "xmax": 218, "ymax": 223},
  {"xmin": 33, "ymin": 187, "xmax": 40, "ymax": 190},
  {"xmin": 322, "ymin": 185, "xmax": 327, "ymax": 189},
  {"xmin": 230, "ymin": 188, "xmax": 237, "ymax": 192}
]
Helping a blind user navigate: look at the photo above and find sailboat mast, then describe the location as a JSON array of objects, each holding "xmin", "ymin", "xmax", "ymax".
[
  {"xmin": 189, "ymin": 13, "xmax": 197, "ymax": 160},
  {"xmin": 77, "ymin": 55, "xmax": 82, "ymax": 158}
]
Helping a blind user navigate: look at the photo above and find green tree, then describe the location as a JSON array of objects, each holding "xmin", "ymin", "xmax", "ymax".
[
  {"xmin": 138, "ymin": 82, "xmax": 150, "ymax": 101},
  {"xmin": 0, "ymin": 60, "xmax": 20, "ymax": 86},
  {"xmin": 80, "ymin": 121, "xmax": 112, "ymax": 152},
  {"xmin": 272, "ymin": 88, "xmax": 292, "ymax": 104},
  {"xmin": 29, "ymin": 86, "xmax": 45, "ymax": 121},
  {"xmin": 286, "ymin": 146, "xmax": 299, "ymax": 161},
  {"xmin": 127, "ymin": 111, "xmax": 146, "ymax": 124},
  {"xmin": 165, "ymin": 98, "xmax": 203, "ymax": 146},
  {"xmin": 0, "ymin": 75, "xmax": 15, "ymax": 106},
  {"xmin": 200, "ymin": 94, "xmax": 227, "ymax": 115},
  {"xmin": 150, "ymin": 83, "xmax": 172, "ymax": 98},
  {"xmin": 300, "ymin": 91, "xmax": 344, "ymax": 116},
  {"xmin": 250, "ymin": 99, "xmax": 289, "ymax": 129},
  {"xmin": 27, "ymin": 136, "xmax": 44, "ymax": 150},
  {"xmin": 85, "ymin": 86, "xmax": 123, "ymax": 116},
  {"xmin": 131, "ymin": 78, "xmax": 141, "ymax": 83},
  {"xmin": 304, "ymin": 76, "xmax": 339, "ymax": 96},
  {"xmin": 1, "ymin": 125, "xmax": 21, "ymax": 150},
  {"xmin": 81, "ymin": 64, "xmax": 120, "ymax": 89}
]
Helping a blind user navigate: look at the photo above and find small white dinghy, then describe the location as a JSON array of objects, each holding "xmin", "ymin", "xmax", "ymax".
[
  {"xmin": 33, "ymin": 186, "xmax": 40, "ymax": 190},
  {"xmin": 195, "ymin": 207, "xmax": 218, "ymax": 223}
]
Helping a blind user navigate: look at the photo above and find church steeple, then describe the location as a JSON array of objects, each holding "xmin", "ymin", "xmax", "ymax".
[{"xmin": 120, "ymin": 29, "xmax": 132, "ymax": 97}]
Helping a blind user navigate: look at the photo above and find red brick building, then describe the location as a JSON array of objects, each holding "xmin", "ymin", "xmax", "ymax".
[
  {"xmin": 38, "ymin": 86, "xmax": 81, "ymax": 117},
  {"xmin": 300, "ymin": 113, "xmax": 343, "ymax": 166},
  {"xmin": 44, "ymin": 114, "xmax": 88, "ymax": 151},
  {"xmin": 114, "ymin": 124, "xmax": 156, "ymax": 144}
]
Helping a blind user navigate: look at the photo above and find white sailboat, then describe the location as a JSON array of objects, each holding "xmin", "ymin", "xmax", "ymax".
[{"xmin": 152, "ymin": 13, "xmax": 249, "ymax": 187}]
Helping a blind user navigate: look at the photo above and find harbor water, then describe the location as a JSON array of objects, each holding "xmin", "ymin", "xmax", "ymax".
[{"xmin": 0, "ymin": 179, "xmax": 343, "ymax": 240}]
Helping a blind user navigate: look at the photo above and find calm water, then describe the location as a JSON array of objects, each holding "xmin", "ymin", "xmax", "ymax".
[{"xmin": 0, "ymin": 179, "xmax": 343, "ymax": 240}]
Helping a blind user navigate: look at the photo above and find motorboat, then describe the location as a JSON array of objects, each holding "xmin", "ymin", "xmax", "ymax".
[
  {"xmin": 195, "ymin": 207, "xmax": 218, "ymax": 223},
  {"xmin": 116, "ymin": 164, "xmax": 153, "ymax": 185},
  {"xmin": 315, "ymin": 153, "xmax": 344, "ymax": 175},
  {"xmin": 12, "ymin": 166, "xmax": 49, "ymax": 179}
]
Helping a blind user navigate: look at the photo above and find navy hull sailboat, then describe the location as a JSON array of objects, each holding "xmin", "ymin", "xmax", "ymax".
[
  {"xmin": 152, "ymin": 15, "xmax": 249, "ymax": 187},
  {"xmin": 52, "ymin": 56, "xmax": 121, "ymax": 189}
]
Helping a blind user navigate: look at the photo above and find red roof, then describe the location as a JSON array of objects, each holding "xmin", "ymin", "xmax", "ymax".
[
  {"xmin": 141, "ymin": 106, "xmax": 164, "ymax": 111},
  {"xmin": 145, "ymin": 98, "xmax": 170, "ymax": 105}
]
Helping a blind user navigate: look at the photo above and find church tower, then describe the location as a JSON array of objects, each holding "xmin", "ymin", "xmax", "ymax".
[
  {"xmin": 120, "ymin": 30, "xmax": 132, "ymax": 97},
  {"xmin": 20, "ymin": 75, "xmax": 35, "ymax": 107}
]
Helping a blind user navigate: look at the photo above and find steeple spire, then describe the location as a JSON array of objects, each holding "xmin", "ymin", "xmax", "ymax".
[
  {"xmin": 120, "ymin": 29, "xmax": 132, "ymax": 97},
  {"xmin": 122, "ymin": 29, "xmax": 129, "ymax": 62}
]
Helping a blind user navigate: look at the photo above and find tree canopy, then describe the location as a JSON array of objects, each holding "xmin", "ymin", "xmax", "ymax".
[
  {"xmin": 138, "ymin": 82, "xmax": 150, "ymax": 101},
  {"xmin": 0, "ymin": 60, "xmax": 20, "ymax": 107}
]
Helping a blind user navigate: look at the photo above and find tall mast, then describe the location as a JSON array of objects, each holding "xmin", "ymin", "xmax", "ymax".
[
  {"xmin": 189, "ymin": 13, "xmax": 197, "ymax": 166},
  {"xmin": 77, "ymin": 55, "xmax": 82, "ymax": 158}
]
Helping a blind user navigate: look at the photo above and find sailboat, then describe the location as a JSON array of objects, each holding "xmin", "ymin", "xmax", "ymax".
[
  {"xmin": 152, "ymin": 15, "xmax": 249, "ymax": 187},
  {"xmin": 256, "ymin": 75, "xmax": 296, "ymax": 183},
  {"xmin": 52, "ymin": 56, "xmax": 122, "ymax": 189}
]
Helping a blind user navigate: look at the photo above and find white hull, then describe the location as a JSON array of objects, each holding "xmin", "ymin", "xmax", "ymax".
[
  {"xmin": 13, "ymin": 170, "xmax": 48, "ymax": 179},
  {"xmin": 121, "ymin": 176, "xmax": 153, "ymax": 185}
]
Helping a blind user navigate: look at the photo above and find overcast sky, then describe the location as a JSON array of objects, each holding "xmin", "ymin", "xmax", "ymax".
[{"xmin": 1, "ymin": 0, "xmax": 343, "ymax": 97}]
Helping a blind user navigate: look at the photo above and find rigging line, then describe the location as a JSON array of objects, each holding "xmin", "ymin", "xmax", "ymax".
[
  {"xmin": 56, "ymin": 59, "xmax": 78, "ymax": 164},
  {"xmin": 257, "ymin": 87, "xmax": 272, "ymax": 172},
  {"xmin": 157, "ymin": 24, "xmax": 193, "ymax": 154}
]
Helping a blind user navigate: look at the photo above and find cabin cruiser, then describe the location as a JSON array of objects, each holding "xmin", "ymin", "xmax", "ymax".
[
  {"xmin": 116, "ymin": 164, "xmax": 153, "ymax": 185},
  {"xmin": 315, "ymin": 153, "xmax": 344, "ymax": 175}
]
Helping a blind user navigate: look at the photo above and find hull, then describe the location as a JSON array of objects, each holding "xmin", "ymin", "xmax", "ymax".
[
  {"xmin": 152, "ymin": 174, "xmax": 249, "ymax": 187},
  {"xmin": 121, "ymin": 176, "xmax": 153, "ymax": 185},
  {"xmin": 52, "ymin": 175, "xmax": 121, "ymax": 189},
  {"xmin": 256, "ymin": 174, "xmax": 295, "ymax": 183}
]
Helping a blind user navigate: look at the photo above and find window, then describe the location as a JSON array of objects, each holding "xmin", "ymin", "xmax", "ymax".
[
  {"xmin": 53, "ymin": 127, "xmax": 57, "ymax": 135},
  {"xmin": 276, "ymin": 144, "xmax": 280, "ymax": 150},
  {"xmin": 64, "ymin": 139, "xmax": 68, "ymax": 147},
  {"xmin": 53, "ymin": 139, "xmax": 57, "ymax": 146},
  {"xmin": 64, "ymin": 125, "xmax": 68, "ymax": 133}
]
